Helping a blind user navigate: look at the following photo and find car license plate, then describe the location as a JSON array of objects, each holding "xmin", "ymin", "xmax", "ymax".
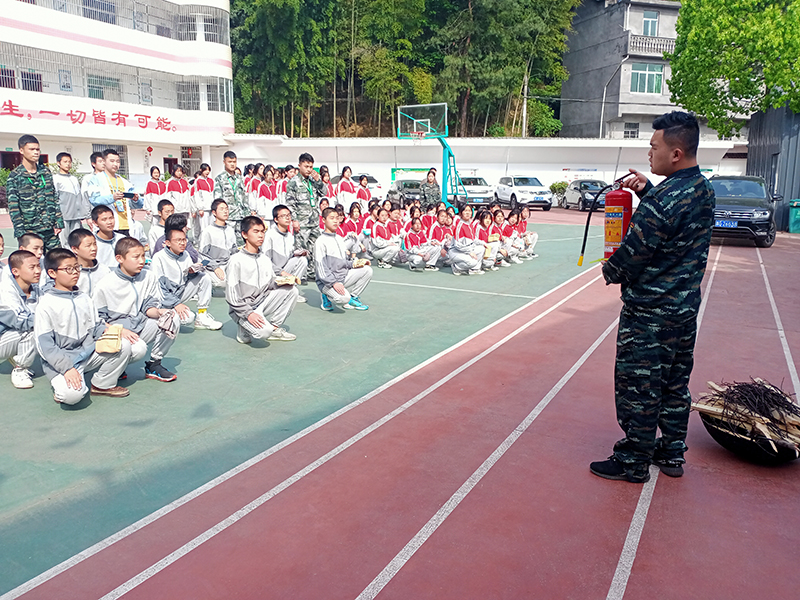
[
  {"xmin": 715, "ymin": 219, "xmax": 738, "ymax": 228},
  {"xmin": 534, "ymin": 196, "xmax": 543, "ymax": 201}
]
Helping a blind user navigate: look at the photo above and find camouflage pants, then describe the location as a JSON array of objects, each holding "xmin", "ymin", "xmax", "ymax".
[
  {"xmin": 613, "ymin": 307, "xmax": 698, "ymax": 479},
  {"xmin": 294, "ymin": 223, "xmax": 320, "ymax": 279}
]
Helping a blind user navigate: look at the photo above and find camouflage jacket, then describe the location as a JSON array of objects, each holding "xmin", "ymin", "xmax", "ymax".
[
  {"xmin": 7, "ymin": 164, "xmax": 64, "ymax": 237},
  {"xmin": 602, "ymin": 166, "xmax": 715, "ymax": 321},
  {"xmin": 286, "ymin": 174, "xmax": 325, "ymax": 225},
  {"xmin": 420, "ymin": 182, "xmax": 441, "ymax": 204},
  {"xmin": 213, "ymin": 171, "xmax": 248, "ymax": 220}
]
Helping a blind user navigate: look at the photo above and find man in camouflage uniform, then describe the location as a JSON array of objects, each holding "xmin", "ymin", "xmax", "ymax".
[
  {"xmin": 285, "ymin": 152, "xmax": 325, "ymax": 278},
  {"xmin": 214, "ymin": 150, "xmax": 248, "ymax": 236},
  {"xmin": 7, "ymin": 135, "xmax": 64, "ymax": 251},
  {"xmin": 591, "ymin": 112, "xmax": 715, "ymax": 483}
]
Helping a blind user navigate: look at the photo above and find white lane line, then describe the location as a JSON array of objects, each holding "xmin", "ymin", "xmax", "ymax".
[
  {"xmin": 357, "ymin": 318, "xmax": 621, "ymax": 600},
  {"xmin": 371, "ymin": 280, "xmax": 537, "ymax": 299},
  {"xmin": 0, "ymin": 265, "xmax": 600, "ymax": 600},
  {"xmin": 605, "ymin": 241, "xmax": 724, "ymax": 600},
  {"xmin": 538, "ymin": 234, "xmax": 604, "ymax": 243},
  {"xmin": 756, "ymin": 247, "xmax": 800, "ymax": 396},
  {"xmin": 97, "ymin": 274, "xmax": 605, "ymax": 600}
]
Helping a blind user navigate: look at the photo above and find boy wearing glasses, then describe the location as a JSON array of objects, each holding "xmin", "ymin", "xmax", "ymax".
[
  {"xmin": 35, "ymin": 248, "xmax": 132, "ymax": 404},
  {"xmin": 262, "ymin": 204, "xmax": 308, "ymax": 303}
]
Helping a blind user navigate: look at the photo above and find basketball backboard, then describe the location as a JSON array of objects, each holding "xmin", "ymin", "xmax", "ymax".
[{"xmin": 397, "ymin": 103, "xmax": 448, "ymax": 139}]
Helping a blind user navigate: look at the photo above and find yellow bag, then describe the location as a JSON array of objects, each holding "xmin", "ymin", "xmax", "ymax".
[
  {"xmin": 95, "ymin": 324, "xmax": 123, "ymax": 354},
  {"xmin": 488, "ymin": 233, "xmax": 500, "ymax": 243}
]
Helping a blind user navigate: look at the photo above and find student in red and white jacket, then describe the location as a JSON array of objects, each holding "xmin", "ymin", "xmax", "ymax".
[
  {"xmin": 343, "ymin": 203, "xmax": 364, "ymax": 237},
  {"xmin": 246, "ymin": 164, "xmax": 264, "ymax": 216},
  {"xmin": 428, "ymin": 210, "xmax": 452, "ymax": 245},
  {"xmin": 356, "ymin": 175, "xmax": 371, "ymax": 211},
  {"xmin": 405, "ymin": 217, "xmax": 440, "ymax": 271},
  {"xmin": 447, "ymin": 204, "xmax": 483, "ymax": 275},
  {"xmin": 500, "ymin": 209, "xmax": 525, "ymax": 264},
  {"xmin": 335, "ymin": 205, "xmax": 361, "ymax": 257},
  {"xmin": 404, "ymin": 206, "xmax": 422, "ymax": 233},
  {"xmin": 359, "ymin": 202, "xmax": 380, "ymax": 255},
  {"xmin": 336, "ymin": 166, "xmax": 358, "ymax": 212},
  {"xmin": 371, "ymin": 208, "xmax": 400, "ymax": 268},
  {"xmin": 516, "ymin": 206, "xmax": 539, "ymax": 258},
  {"xmin": 490, "ymin": 209, "xmax": 513, "ymax": 266},
  {"xmin": 322, "ymin": 171, "xmax": 336, "ymax": 204},
  {"xmin": 144, "ymin": 167, "xmax": 167, "ymax": 225},
  {"xmin": 387, "ymin": 203, "xmax": 405, "ymax": 243},
  {"xmin": 193, "ymin": 163, "xmax": 215, "ymax": 239},
  {"xmin": 317, "ymin": 198, "xmax": 330, "ymax": 230},
  {"xmin": 475, "ymin": 209, "xmax": 502, "ymax": 270},
  {"xmin": 167, "ymin": 165, "xmax": 192, "ymax": 226},
  {"xmin": 256, "ymin": 169, "xmax": 277, "ymax": 226}
]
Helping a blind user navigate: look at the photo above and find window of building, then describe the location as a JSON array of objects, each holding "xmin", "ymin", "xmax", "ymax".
[
  {"xmin": 176, "ymin": 81, "xmax": 200, "ymax": 110},
  {"xmin": 177, "ymin": 15, "xmax": 197, "ymax": 41},
  {"xmin": 20, "ymin": 70, "xmax": 42, "ymax": 92},
  {"xmin": 623, "ymin": 123, "xmax": 640, "ymax": 139},
  {"xmin": 203, "ymin": 16, "xmax": 222, "ymax": 44},
  {"xmin": 82, "ymin": 0, "xmax": 116, "ymax": 24},
  {"xmin": 0, "ymin": 67, "xmax": 15, "ymax": 89},
  {"xmin": 139, "ymin": 80, "xmax": 152, "ymax": 105},
  {"xmin": 630, "ymin": 63, "xmax": 663, "ymax": 94},
  {"xmin": 643, "ymin": 11, "xmax": 659, "ymax": 37},
  {"xmin": 93, "ymin": 143, "xmax": 128, "ymax": 177},
  {"xmin": 206, "ymin": 81, "xmax": 219, "ymax": 111},
  {"xmin": 87, "ymin": 74, "xmax": 121, "ymax": 101},
  {"xmin": 155, "ymin": 24, "xmax": 171, "ymax": 37},
  {"xmin": 59, "ymin": 69, "xmax": 73, "ymax": 92}
]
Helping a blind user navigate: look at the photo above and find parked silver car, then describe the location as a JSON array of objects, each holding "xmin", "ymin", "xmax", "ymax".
[
  {"xmin": 494, "ymin": 175, "xmax": 553, "ymax": 211},
  {"xmin": 562, "ymin": 179, "xmax": 608, "ymax": 211}
]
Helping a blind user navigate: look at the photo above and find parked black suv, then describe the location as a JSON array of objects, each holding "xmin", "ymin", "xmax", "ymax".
[{"xmin": 709, "ymin": 176, "xmax": 780, "ymax": 248}]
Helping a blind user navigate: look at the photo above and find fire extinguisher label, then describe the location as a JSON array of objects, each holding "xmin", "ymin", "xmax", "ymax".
[{"xmin": 605, "ymin": 207, "xmax": 624, "ymax": 253}]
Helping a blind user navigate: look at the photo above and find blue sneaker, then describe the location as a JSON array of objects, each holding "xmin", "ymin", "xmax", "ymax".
[
  {"xmin": 347, "ymin": 297, "xmax": 369, "ymax": 311},
  {"xmin": 321, "ymin": 295, "xmax": 334, "ymax": 311}
]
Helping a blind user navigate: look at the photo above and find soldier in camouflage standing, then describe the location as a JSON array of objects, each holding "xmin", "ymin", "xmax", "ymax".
[
  {"xmin": 590, "ymin": 111, "xmax": 715, "ymax": 484},
  {"xmin": 285, "ymin": 152, "xmax": 325, "ymax": 279},
  {"xmin": 213, "ymin": 151, "xmax": 248, "ymax": 236},
  {"xmin": 419, "ymin": 170, "xmax": 441, "ymax": 207},
  {"xmin": 6, "ymin": 135, "xmax": 64, "ymax": 251}
]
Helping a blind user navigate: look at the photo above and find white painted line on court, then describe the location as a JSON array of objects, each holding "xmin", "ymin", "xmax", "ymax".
[
  {"xmin": 757, "ymin": 247, "xmax": 800, "ymax": 395},
  {"xmin": 605, "ymin": 241, "xmax": 724, "ymax": 600},
  {"xmin": 96, "ymin": 273, "xmax": 605, "ymax": 600},
  {"xmin": 538, "ymin": 234, "xmax": 604, "ymax": 243},
  {"xmin": 0, "ymin": 265, "xmax": 601, "ymax": 600},
  {"xmin": 357, "ymin": 317, "xmax": 621, "ymax": 600},
  {"xmin": 371, "ymin": 279, "xmax": 537, "ymax": 299}
]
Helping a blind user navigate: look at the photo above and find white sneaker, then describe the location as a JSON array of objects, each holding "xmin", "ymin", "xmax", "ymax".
[
  {"xmin": 468, "ymin": 269, "xmax": 485, "ymax": 276},
  {"xmin": 296, "ymin": 294, "xmax": 307, "ymax": 303},
  {"xmin": 236, "ymin": 325, "xmax": 252, "ymax": 344},
  {"xmin": 498, "ymin": 260, "xmax": 511, "ymax": 268},
  {"xmin": 378, "ymin": 261, "xmax": 393, "ymax": 269},
  {"xmin": 195, "ymin": 312, "xmax": 223, "ymax": 330},
  {"xmin": 511, "ymin": 256, "xmax": 524, "ymax": 264},
  {"xmin": 11, "ymin": 367, "xmax": 33, "ymax": 389},
  {"xmin": 267, "ymin": 326, "xmax": 296, "ymax": 341}
]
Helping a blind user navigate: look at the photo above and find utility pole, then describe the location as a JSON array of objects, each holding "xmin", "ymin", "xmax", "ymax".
[{"xmin": 521, "ymin": 70, "xmax": 529, "ymax": 138}]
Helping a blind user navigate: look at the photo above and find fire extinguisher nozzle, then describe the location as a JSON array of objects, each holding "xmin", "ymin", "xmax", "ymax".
[{"xmin": 577, "ymin": 256, "xmax": 584, "ymax": 267}]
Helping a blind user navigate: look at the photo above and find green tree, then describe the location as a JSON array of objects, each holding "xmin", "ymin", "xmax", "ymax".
[{"xmin": 668, "ymin": 0, "xmax": 800, "ymax": 137}]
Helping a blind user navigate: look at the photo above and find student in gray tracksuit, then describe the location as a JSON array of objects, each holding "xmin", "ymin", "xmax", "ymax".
[
  {"xmin": 226, "ymin": 216, "xmax": 299, "ymax": 344},
  {"xmin": 35, "ymin": 248, "xmax": 133, "ymax": 404},
  {"xmin": 0, "ymin": 250, "xmax": 40, "ymax": 389},
  {"xmin": 314, "ymin": 208, "xmax": 372, "ymax": 311},
  {"xmin": 198, "ymin": 199, "xmax": 239, "ymax": 288},
  {"xmin": 93, "ymin": 237, "xmax": 179, "ymax": 382},
  {"xmin": 262, "ymin": 204, "xmax": 309, "ymax": 280},
  {"xmin": 68, "ymin": 228, "xmax": 111, "ymax": 296},
  {"xmin": 53, "ymin": 152, "xmax": 88, "ymax": 247}
]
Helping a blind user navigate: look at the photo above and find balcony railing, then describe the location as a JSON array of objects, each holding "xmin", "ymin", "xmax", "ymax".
[{"xmin": 628, "ymin": 34, "xmax": 675, "ymax": 56}]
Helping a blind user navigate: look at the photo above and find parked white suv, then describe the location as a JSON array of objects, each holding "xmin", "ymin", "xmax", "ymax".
[{"xmin": 494, "ymin": 176, "xmax": 553, "ymax": 211}]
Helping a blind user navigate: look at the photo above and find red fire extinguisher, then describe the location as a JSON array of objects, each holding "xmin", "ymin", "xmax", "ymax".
[{"xmin": 603, "ymin": 187, "xmax": 633, "ymax": 259}]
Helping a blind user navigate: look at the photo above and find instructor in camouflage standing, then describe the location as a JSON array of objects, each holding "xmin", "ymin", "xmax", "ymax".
[
  {"xmin": 590, "ymin": 111, "xmax": 715, "ymax": 484},
  {"xmin": 7, "ymin": 134, "xmax": 64, "ymax": 251},
  {"xmin": 286, "ymin": 153, "xmax": 325, "ymax": 278},
  {"xmin": 214, "ymin": 150, "xmax": 248, "ymax": 236}
]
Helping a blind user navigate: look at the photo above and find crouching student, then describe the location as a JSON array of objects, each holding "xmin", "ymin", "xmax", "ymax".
[
  {"xmin": 315, "ymin": 207, "xmax": 372, "ymax": 311},
  {"xmin": 517, "ymin": 206, "xmax": 539, "ymax": 259},
  {"xmin": 447, "ymin": 204, "xmax": 484, "ymax": 276},
  {"xmin": 93, "ymin": 237, "xmax": 178, "ymax": 382},
  {"xmin": 371, "ymin": 208, "xmax": 401, "ymax": 269},
  {"xmin": 148, "ymin": 200, "xmax": 174, "ymax": 255},
  {"xmin": 92, "ymin": 205, "xmax": 128, "ymax": 270},
  {"xmin": 150, "ymin": 227, "xmax": 223, "ymax": 331},
  {"xmin": 405, "ymin": 218, "xmax": 439, "ymax": 271},
  {"xmin": 476, "ymin": 209, "xmax": 501, "ymax": 271},
  {"xmin": 0, "ymin": 250, "xmax": 41, "ymax": 389},
  {"xmin": 69, "ymin": 229, "xmax": 110, "ymax": 295},
  {"xmin": 335, "ymin": 205, "xmax": 362, "ymax": 258},
  {"xmin": 198, "ymin": 199, "xmax": 238, "ymax": 288},
  {"xmin": 35, "ymin": 249, "xmax": 132, "ymax": 403},
  {"xmin": 226, "ymin": 216, "xmax": 299, "ymax": 344},
  {"xmin": 263, "ymin": 205, "xmax": 309, "ymax": 303}
]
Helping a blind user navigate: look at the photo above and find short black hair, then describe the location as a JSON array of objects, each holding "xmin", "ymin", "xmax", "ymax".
[
  {"xmin": 652, "ymin": 111, "xmax": 699, "ymax": 159},
  {"xmin": 8, "ymin": 249, "xmax": 36, "ymax": 271},
  {"xmin": 90, "ymin": 152, "xmax": 103, "ymax": 166},
  {"xmin": 150, "ymin": 166, "xmax": 161, "ymax": 177},
  {"xmin": 102, "ymin": 148, "xmax": 119, "ymax": 159},
  {"xmin": 56, "ymin": 152, "xmax": 71, "ymax": 162},
  {"xmin": 321, "ymin": 207, "xmax": 337, "ymax": 219},
  {"xmin": 18, "ymin": 232, "xmax": 44, "ymax": 248},
  {"xmin": 359, "ymin": 175, "xmax": 369, "ymax": 184},
  {"xmin": 390, "ymin": 203, "xmax": 401, "ymax": 212},
  {"xmin": 44, "ymin": 248, "xmax": 76, "ymax": 273},
  {"xmin": 164, "ymin": 213, "xmax": 188, "ymax": 232},
  {"xmin": 91, "ymin": 204, "xmax": 114, "ymax": 221},
  {"xmin": 115, "ymin": 236, "xmax": 143, "ymax": 257},
  {"xmin": 223, "ymin": 150, "xmax": 237, "ymax": 160},
  {"xmin": 273, "ymin": 204, "xmax": 290, "ymax": 219},
  {"xmin": 157, "ymin": 199, "xmax": 174, "ymax": 212},
  {"xmin": 18, "ymin": 134, "xmax": 39, "ymax": 148},
  {"xmin": 68, "ymin": 228, "xmax": 95, "ymax": 249},
  {"xmin": 200, "ymin": 162, "xmax": 210, "ymax": 173},
  {"xmin": 172, "ymin": 164, "xmax": 184, "ymax": 176},
  {"xmin": 240, "ymin": 215, "xmax": 264, "ymax": 234},
  {"xmin": 211, "ymin": 198, "xmax": 227, "ymax": 213},
  {"xmin": 165, "ymin": 228, "xmax": 186, "ymax": 241}
]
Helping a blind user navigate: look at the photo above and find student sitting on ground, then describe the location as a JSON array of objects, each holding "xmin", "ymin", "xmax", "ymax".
[
  {"xmin": 198, "ymin": 199, "xmax": 239, "ymax": 288},
  {"xmin": 148, "ymin": 199, "xmax": 175, "ymax": 255},
  {"xmin": 263, "ymin": 205, "xmax": 309, "ymax": 303},
  {"xmin": 315, "ymin": 207, "xmax": 372, "ymax": 312},
  {"xmin": 371, "ymin": 208, "xmax": 401, "ymax": 269},
  {"xmin": 1, "ymin": 233, "xmax": 46, "ymax": 288},
  {"xmin": 335, "ymin": 205, "xmax": 362, "ymax": 258},
  {"xmin": 151, "ymin": 213, "xmax": 201, "ymax": 262},
  {"xmin": 226, "ymin": 216, "xmax": 299, "ymax": 344},
  {"xmin": 488, "ymin": 210, "xmax": 511, "ymax": 267},
  {"xmin": 93, "ymin": 237, "xmax": 179, "ymax": 382},
  {"xmin": 405, "ymin": 217, "xmax": 440, "ymax": 272},
  {"xmin": 496, "ymin": 210, "xmax": 523, "ymax": 264},
  {"xmin": 0, "ymin": 250, "xmax": 41, "ymax": 389},
  {"xmin": 69, "ymin": 229, "xmax": 111, "ymax": 295},
  {"xmin": 387, "ymin": 203, "xmax": 406, "ymax": 243},
  {"xmin": 150, "ymin": 227, "xmax": 223, "ymax": 331},
  {"xmin": 475, "ymin": 209, "xmax": 502, "ymax": 271},
  {"xmin": 92, "ymin": 205, "xmax": 128, "ymax": 269},
  {"xmin": 505, "ymin": 210, "xmax": 530, "ymax": 262},
  {"xmin": 517, "ymin": 206, "xmax": 539, "ymax": 259},
  {"xmin": 35, "ymin": 248, "xmax": 133, "ymax": 403},
  {"xmin": 447, "ymin": 204, "xmax": 484, "ymax": 276}
]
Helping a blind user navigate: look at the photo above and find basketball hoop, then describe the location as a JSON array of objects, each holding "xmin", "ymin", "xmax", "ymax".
[{"xmin": 411, "ymin": 131, "xmax": 426, "ymax": 145}]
